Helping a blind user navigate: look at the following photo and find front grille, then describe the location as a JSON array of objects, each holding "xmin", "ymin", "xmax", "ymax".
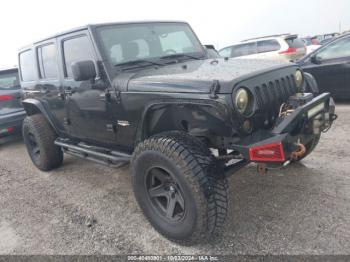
[{"xmin": 254, "ymin": 74, "xmax": 297, "ymax": 113}]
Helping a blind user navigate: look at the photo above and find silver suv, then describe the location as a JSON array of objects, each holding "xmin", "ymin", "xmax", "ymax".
[{"xmin": 219, "ymin": 34, "xmax": 306, "ymax": 61}]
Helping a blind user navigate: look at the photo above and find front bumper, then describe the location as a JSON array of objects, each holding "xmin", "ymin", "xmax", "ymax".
[
  {"xmin": 232, "ymin": 92, "xmax": 335, "ymax": 163},
  {"xmin": 0, "ymin": 110, "xmax": 26, "ymax": 137}
]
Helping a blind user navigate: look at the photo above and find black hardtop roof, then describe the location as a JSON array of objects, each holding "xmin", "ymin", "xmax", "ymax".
[
  {"xmin": 0, "ymin": 67, "xmax": 18, "ymax": 73},
  {"xmin": 19, "ymin": 20, "xmax": 187, "ymax": 51}
]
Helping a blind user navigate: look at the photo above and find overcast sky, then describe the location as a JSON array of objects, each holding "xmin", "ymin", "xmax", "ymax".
[{"xmin": 1, "ymin": 0, "xmax": 349, "ymax": 68}]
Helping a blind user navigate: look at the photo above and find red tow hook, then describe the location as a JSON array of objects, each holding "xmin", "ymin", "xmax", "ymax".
[{"xmin": 290, "ymin": 143, "xmax": 306, "ymax": 161}]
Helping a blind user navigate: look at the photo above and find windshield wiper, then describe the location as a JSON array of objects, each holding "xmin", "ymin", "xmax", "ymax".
[
  {"xmin": 159, "ymin": 53, "xmax": 203, "ymax": 61},
  {"xmin": 114, "ymin": 59, "xmax": 163, "ymax": 69}
]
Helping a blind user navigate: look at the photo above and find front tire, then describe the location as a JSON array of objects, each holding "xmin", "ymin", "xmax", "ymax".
[
  {"xmin": 131, "ymin": 131, "xmax": 228, "ymax": 244},
  {"xmin": 22, "ymin": 114, "xmax": 63, "ymax": 171}
]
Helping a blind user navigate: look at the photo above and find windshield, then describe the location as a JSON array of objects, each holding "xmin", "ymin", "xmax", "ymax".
[
  {"xmin": 96, "ymin": 23, "xmax": 205, "ymax": 68},
  {"xmin": 0, "ymin": 70, "xmax": 19, "ymax": 90}
]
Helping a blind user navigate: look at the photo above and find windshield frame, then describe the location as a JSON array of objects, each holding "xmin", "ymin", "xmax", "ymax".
[{"xmin": 91, "ymin": 22, "xmax": 206, "ymax": 73}]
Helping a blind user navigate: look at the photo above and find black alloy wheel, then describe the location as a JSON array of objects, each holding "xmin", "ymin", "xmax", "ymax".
[{"xmin": 146, "ymin": 167, "xmax": 185, "ymax": 222}]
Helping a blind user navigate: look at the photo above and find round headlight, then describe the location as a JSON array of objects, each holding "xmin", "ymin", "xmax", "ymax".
[
  {"xmin": 235, "ymin": 88, "xmax": 249, "ymax": 114},
  {"xmin": 294, "ymin": 70, "xmax": 303, "ymax": 89}
]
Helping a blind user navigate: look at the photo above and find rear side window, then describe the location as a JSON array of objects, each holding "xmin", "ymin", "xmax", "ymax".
[
  {"xmin": 257, "ymin": 40, "xmax": 281, "ymax": 53},
  {"xmin": 285, "ymin": 37, "xmax": 305, "ymax": 48},
  {"xmin": 231, "ymin": 43, "xmax": 257, "ymax": 58},
  {"xmin": 19, "ymin": 50, "xmax": 36, "ymax": 82},
  {"xmin": 63, "ymin": 36, "xmax": 95, "ymax": 78},
  {"xmin": 37, "ymin": 44, "xmax": 59, "ymax": 79}
]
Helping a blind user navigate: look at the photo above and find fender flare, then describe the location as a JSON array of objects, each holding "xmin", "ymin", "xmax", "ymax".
[
  {"xmin": 22, "ymin": 98, "xmax": 61, "ymax": 134},
  {"xmin": 134, "ymin": 98, "xmax": 233, "ymax": 145}
]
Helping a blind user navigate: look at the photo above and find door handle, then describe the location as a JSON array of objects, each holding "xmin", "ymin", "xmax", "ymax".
[
  {"xmin": 58, "ymin": 92, "xmax": 65, "ymax": 100},
  {"xmin": 99, "ymin": 92, "xmax": 111, "ymax": 101},
  {"xmin": 40, "ymin": 87, "xmax": 50, "ymax": 94},
  {"xmin": 64, "ymin": 87, "xmax": 75, "ymax": 95}
]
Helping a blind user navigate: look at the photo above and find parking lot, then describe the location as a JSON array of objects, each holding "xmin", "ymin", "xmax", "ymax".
[{"xmin": 0, "ymin": 103, "xmax": 349, "ymax": 255}]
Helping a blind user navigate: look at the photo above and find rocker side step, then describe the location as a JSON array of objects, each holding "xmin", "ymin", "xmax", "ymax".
[{"xmin": 54, "ymin": 138, "xmax": 131, "ymax": 167}]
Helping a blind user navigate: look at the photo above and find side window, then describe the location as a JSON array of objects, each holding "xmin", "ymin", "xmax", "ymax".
[
  {"xmin": 317, "ymin": 36, "xmax": 350, "ymax": 60},
  {"xmin": 219, "ymin": 47, "xmax": 232, "ymax": 57},
  {"xmin": 19, "ymin": 50, "xmax": 36, "ymax": 82},
  {"xmin": 37, "ymin": 44, "xmax": 59, "ymax": 79},
  {"xmin": 63, "ymin": 36, "xmax": 95, "ymax": 78},
  {"xmin": 257, "ymin": 40, "xmax": 281, "ymax": 53},
  {"xmin": 231, "ymin": 43, "xmax": 257, "ymax": 58}
]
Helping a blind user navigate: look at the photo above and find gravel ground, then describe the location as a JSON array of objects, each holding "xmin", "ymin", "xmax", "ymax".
[{"xmin": 0, "ymin": 104, "xmax": 349, "ymax": 255}]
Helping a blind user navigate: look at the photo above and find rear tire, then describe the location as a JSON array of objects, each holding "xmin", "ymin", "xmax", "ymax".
[
  {"xmin": 131, "ymin": 131, "xmax": 228, "ymax": 244},
  {"xmin": 22, "ymin": 114, "xmax": 63, "ymax": 171}
]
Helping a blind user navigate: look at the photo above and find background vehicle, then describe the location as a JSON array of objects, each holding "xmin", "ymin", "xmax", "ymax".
[
  {"xmin": 319, "ymin": 37, "xmax": 335, "ymax": 45},
  {"xmin": 0, "ymin": 67, "xmax": 25, "ymax": 138},
  {"xmin": 219, "ymin": 34, "xmax": 306, "ymax": 61},
  {"xmin": 298, "ymin": 33, "xmax": 350, "ymax": 99},
  {"xmin": 302, "ymin": 37, "xmax": 321, "ymax": 54},
  {"xmin": 18, "ymin": 21, "xmax": 335, "ymax": 244},
  {"xmin": 314, "ymin": 32, "xmax": 340, "ymax": 44}
]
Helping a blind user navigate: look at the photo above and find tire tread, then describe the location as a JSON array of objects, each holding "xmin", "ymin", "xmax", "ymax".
[
  {"xmin": 23, "ymin": 114, "xmax": 63, "ymax": 171},
  {"xmin": 131, "ymin": 131, "xmax": 228, "ymax": 244}
]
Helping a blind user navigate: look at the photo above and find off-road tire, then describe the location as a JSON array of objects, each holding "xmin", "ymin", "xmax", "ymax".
[
  {"xmin": 22, "ymin": 114, "xmax": 63, "ymax": 171},
  {"xmin": 131, "ymin": 131, "xmax": 228, "ymax": 244},
  {"xmin": 296, "ymin": 134, "xmax": 321, "ymax": 161}
]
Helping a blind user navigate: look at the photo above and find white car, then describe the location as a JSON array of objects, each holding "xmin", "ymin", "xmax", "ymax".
[
  {"xmin": 219, "ymin": 34, "xmax": 307, "ymax": 62},
  {"xmin": 301, "ymin": 37, "xmax": 321, "ymax": 54}
]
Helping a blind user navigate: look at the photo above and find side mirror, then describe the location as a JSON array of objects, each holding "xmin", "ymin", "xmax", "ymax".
[
  {"xmin": 310, "ymin": 55, "xmax": 322, "ymax": 64},
  {"xmin": 71, "ymin": 60, "xmax": 96, "ymax": 81}
]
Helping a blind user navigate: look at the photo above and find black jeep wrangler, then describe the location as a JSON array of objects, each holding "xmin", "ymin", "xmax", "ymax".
[{"xmin": 18, "ymin": 21, "xmax": 336, "ymax": 244}]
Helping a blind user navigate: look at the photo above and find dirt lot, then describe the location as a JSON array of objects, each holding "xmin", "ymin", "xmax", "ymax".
[{"xmin": 0, "ymin": 104, "xmax": 349, "ymax": 255}]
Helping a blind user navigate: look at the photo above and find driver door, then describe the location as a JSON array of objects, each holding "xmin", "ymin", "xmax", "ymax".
[{"xmin": 58, "ymin": 31, "xmax": 117, "ymax": 145}]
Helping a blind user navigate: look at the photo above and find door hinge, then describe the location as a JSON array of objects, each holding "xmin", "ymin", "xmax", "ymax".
[
  {"xmin": 115, "ymin": 90, "xmax": 122, "ymax": 104},
  {"xmin": 63, "ymin": 118, "xmax": 71, "ymax": 126},
  {"xmin": 106, "ymin": 124, "xmax": 117, "ymax": 133},
  {"xmin": 210, "ymin": 80, "xmax": 220, "ymax": 99}
]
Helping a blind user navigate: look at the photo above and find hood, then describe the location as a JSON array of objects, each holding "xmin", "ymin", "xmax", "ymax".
[{"xmin": 122, "ymin": 58, "xmax": 293, "ymax": 94}]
